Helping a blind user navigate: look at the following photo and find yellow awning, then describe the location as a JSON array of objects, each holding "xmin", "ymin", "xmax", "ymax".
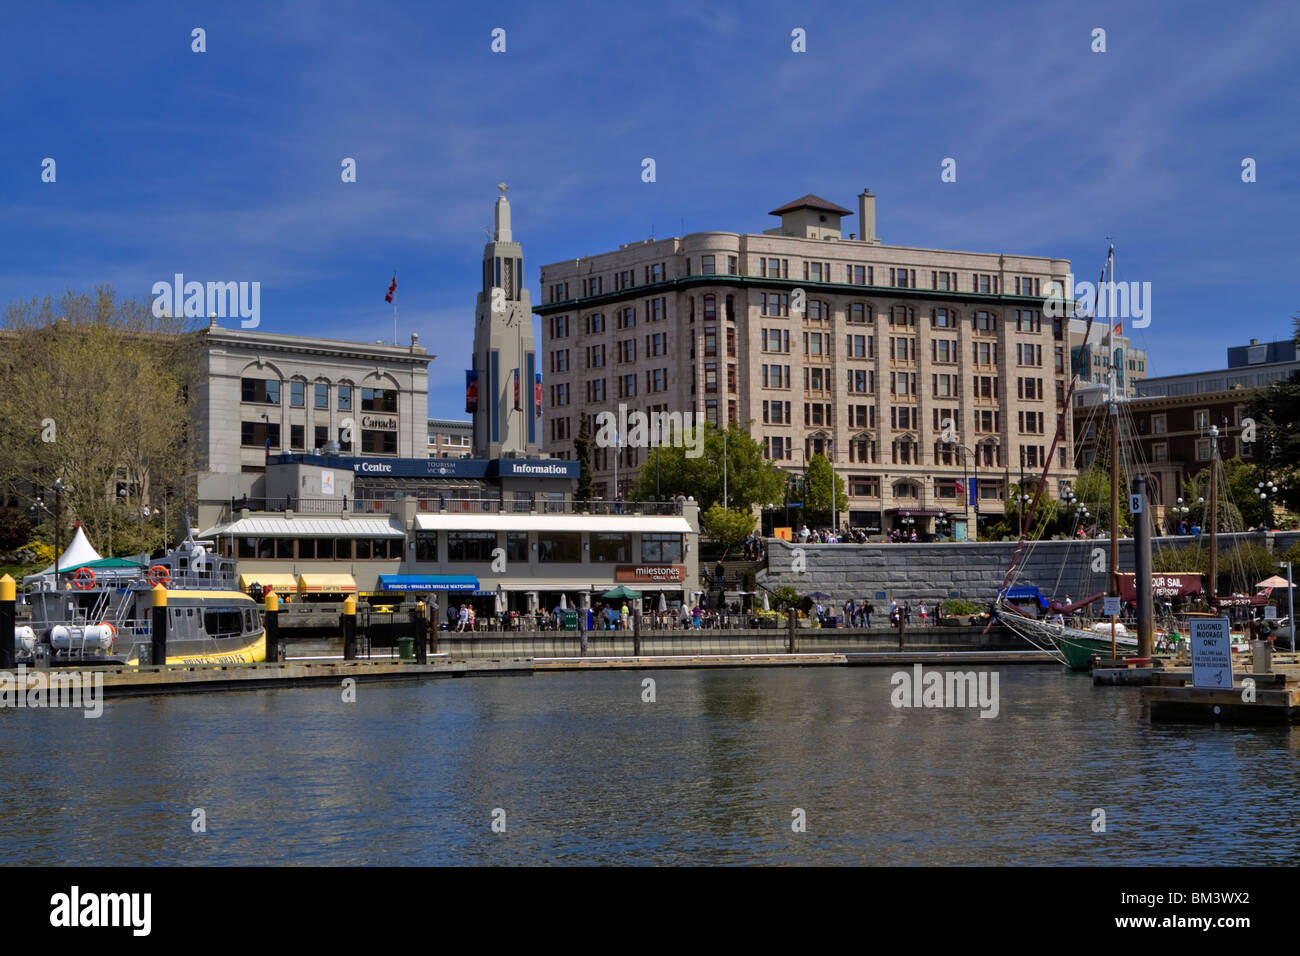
[
  {"xmin": 239, "ymin": 573, "xmax": 299, "ymax": 593},
  {"xmin": 297, "ymin": 573, "xmax": 357, "ymax": 594}
]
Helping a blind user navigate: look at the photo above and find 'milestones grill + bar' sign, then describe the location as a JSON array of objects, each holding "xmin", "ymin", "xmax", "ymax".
[{"xmin": 615, "ymin": 565, "xmax": 686, "ymax": 583}]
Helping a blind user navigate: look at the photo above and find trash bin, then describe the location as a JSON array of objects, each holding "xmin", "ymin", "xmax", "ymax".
[
  {"xmin": 563, "ymin": 609, "xmax": 578, "ymax": 631},
  {"xmin": 397, "ymin": 636, "xmax": 414, "ymax": 660}
]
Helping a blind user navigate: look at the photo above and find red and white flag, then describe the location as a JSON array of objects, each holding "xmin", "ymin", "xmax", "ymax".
[
  {"xmin": 1113, "ymin": 322, "xmax": 1122, "ymax": 336},
  {"xmin": 385, "ymin": 274, "xmax": 396, "ymax": 303}
]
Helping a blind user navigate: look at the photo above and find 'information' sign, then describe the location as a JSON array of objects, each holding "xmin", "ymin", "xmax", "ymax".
[{"xmin": 1190, "ymin": 617, "xmax": 1233, "ymax": 689}]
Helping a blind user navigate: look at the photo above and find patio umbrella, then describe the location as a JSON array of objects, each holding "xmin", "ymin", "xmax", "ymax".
[
  {"xmin": 602, "ymin": 585, "xmax": 642, "ymax": 600},
  {"xmin": 494, "ymin": 591, "xmax": 503, "ymax": 614},
  {"xmin": 1256, "ymin": 575, "xmax": 1291, "ymax": 589},
  {"xmin": 658, "ymin": 591, "xmax": 667, "ymax": 612},
  {"xmin": 763, "ymin": 591, "xmax": 770, "ymax": 612},
  {"xmin": 560, "ymin": 593, "xmax": 567, "ymax": 609}
]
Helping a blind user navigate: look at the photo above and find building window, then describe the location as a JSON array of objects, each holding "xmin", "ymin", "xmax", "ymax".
[
  {"xmin": 591, "ymin": 533, "xmax": 631, "ymax": 562},
  {"xmin": 241, "ymin": 378, "xmax": 281, "ymax": 405},
  {"xmin": 538, "ymin": 532, "xmax": 582, "ymax": 562},
  {"xmin": 362, "ymin": 429, "xmax": 397, "ymax": 454},
  {"xmin": 290, "ymin": 424, "xmax": 305, "ymax": 450},
  {"xmin": 314, "ymin": 383, "xmax": 329, "ymax": 409},
  {"xmin": 700, "ymin": 255, "xmax": 716, "ymax": 275},
  {"xmin": 1195, "ymin": 409, "xmax": 1210, "ymax": 429},
  {"xmin": 641, "ymin": 533, "xmax": 683, "ymax": 563},
  {"xmin": 290, "ymin": 381, "xmax": 305, "ymax": 407},
  {"xmin": 241, "ymin": 421, "xmax": 280, "ymax": 448},
  {"xmin": 362, "ymin": 388, "xmax": 398, "ymax": 412},
  {"xmin": 445, "ymin": 531, "xmax": 496, "ymax": 562},
  {"xmin": 337, "ymin": 386, "xmax": 352, "ymax": 411}
]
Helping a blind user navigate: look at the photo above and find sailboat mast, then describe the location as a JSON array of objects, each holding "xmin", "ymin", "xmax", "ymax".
[
  {"xmin": 1208, "ymin": 424, "xmax": 1219, "ymax": 602},
  {"xmin": 1107, "ymin": 249, "xmax": 1120, "ymax": 660}
]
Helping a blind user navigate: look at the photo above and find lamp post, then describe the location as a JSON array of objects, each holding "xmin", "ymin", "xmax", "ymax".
[
  {"xmin": 1278, "ymin": 560, "xmax": 1296, "ymax": 653},
  {"xmin": 942, "ymin": 437, "xmax": 981, "ymax": 542},
  {"xmin": 1015, "ymin": 489, "xmax": 1033, "ymax": 538},
  {"xmin": 52, "ymin": 478, "xmax": 65, "ymax": 587},
  {"xmin": 1170, "ymin": 496, "xmax": 1191, "ymax": 534},
  {"xmin": 1257, "ymin": 480, "xmax": 1279, "ymax": 530}
]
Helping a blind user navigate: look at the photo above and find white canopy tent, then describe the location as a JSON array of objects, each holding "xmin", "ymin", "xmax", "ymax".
[{"xmin": 24, "ymin": 525, "xmax": 103, "ymax": 586}]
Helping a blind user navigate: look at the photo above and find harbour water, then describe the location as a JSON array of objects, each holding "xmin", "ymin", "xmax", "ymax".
[{"xmin": 1, "ymin": 667, "xmax": 1297, "ymax": 865}]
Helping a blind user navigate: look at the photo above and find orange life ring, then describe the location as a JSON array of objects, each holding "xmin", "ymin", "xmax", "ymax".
[
  {"xmin": 72, "ymin": 567, "xmax": 95, "ymax": 590},
  {"xmin": 147, "ymin": 565, "xmax": 172, "ymax": 587}
]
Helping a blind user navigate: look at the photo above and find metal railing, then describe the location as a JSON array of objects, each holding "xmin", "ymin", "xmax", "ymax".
[{"xmin": 217, "ymin": 494, "xmax": 689, "ymax": 521}]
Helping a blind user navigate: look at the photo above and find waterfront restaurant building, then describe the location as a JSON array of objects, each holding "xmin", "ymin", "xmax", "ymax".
[
  {"xmin": 535, "ymin": 190, "xmax": 1079, "ymax": 539},
  {"xmin": 196, "ymin": 453, "xmax": 700, "ymax": 616}
]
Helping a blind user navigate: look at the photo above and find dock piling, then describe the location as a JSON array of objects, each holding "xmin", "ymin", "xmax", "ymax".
[
  {"xmin": 0, "ymin": 574, "xmax": 15, "ymax": 670},
  {"xmin": 151, "ymin": 583, "xmax": 168, "ymax": 666},
  {"xmin": 264, "ymin": 590, "xmax": 280, "ymax": 663},
  {"xmin": 414, "ymin": 601, "xmax": 428, "ymax": 664},
  {"xmin": 342, "ymin": 595, "xmax": 357, "ymax": 661}
]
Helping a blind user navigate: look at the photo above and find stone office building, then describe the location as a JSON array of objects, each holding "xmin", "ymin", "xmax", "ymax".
[
  {"xmin": 535, "ymin": 190, "xmax": 1078, "ymax": 538},
  {"xmin": 194, "ymin": 318, "xmax": 432, "ymax": 507}
]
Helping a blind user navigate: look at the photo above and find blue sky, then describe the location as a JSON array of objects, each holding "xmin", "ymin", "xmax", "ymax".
[{"xmin": 2, "ymin": 0, "xmax": 1297, "ymax": 422}]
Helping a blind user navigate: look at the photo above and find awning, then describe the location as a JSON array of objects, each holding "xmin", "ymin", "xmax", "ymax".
[
  {"xmin": 377, "ymin": 574, "xmax": 479, "ymax": 592},
  {"xmin": 239, "ymin": 573, "xmax": 299, "ymax": 593},
  {"xmin": 297, "ymin": 573, "xmax": 357, "ymax": 594},
  {"xmin": 199, "ymin": 516, "xmax": 405, "ymax": 538},
  {"xmin": 414, "ymin": 513, "xmax": 693, "ymax": 533}
]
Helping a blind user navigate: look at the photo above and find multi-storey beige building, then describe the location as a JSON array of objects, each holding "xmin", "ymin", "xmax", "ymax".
[
  {"xmin": 536, "ymin": 191, "xmax": 1078, "ymax": 538},
  {"xmin": 1069, "ymin": 318, "xmax": 1149, "ymax": 395}
]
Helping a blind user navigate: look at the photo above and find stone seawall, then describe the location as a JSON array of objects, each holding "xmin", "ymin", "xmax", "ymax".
[{"xmin": 758, "ymin": 531, "xmax": 1300, "ymax": 605}]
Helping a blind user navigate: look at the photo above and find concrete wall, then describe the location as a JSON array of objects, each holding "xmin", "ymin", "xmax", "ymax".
[{"xmin": 759, "ymin": 531, "xmax": 1298, "ymax": 605}]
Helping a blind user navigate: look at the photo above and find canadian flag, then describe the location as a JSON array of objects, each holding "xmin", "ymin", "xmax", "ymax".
[
  {"xmin": 1113, "ymin": 322, "xmax": 1122, "ymax": 336},
  {"xmin": 385, "ymin": 274, "xmax": 396, "ymax": 303}
]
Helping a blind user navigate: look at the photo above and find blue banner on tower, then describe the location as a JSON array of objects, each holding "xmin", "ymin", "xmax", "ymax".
[{"xmin": 465, "ymin": 370, "xmax": 479, "ymax": 414}]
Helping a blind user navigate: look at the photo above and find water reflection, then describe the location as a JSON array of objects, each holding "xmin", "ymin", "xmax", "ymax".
[{"xmin": 0, "ymin": 668, "xmax": 1295, "ymax": 865}]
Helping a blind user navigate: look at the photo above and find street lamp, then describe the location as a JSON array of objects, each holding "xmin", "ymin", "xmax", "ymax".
[
  {"xmin": 52, "ymin": 478, "xmax": 65, "ymax": 587},
  {"xmin": 1278, "ymin": 561, "xmax": 1296, "ymax": 653},
  {"xmin": 1257, "ymin": 480, "xmax": 1280, "ymax": 530},
  {"xmin": 1015, "ymin": 489, "xmax": 1033, "ymax": 537}
]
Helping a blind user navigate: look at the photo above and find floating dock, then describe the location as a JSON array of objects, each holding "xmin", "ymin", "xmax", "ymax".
[
  {"xmin": 93, "ymin": 657, "xmax": 532, "ymax": 698},
  {"xmin": 1140, "ymin": 664, "xmax": 1300, "ymax": 722}
]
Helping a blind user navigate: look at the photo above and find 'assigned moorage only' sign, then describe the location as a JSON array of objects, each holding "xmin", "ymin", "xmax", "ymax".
[{"xmin": 1190, "ymin": 617, "xmax": 1234, "ymax": 689}]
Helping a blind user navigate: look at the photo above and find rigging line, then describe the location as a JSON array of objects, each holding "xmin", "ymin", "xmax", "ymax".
[{"xmin": 992, "ymin": 246, "xmax": 1113, "ymax": 607}]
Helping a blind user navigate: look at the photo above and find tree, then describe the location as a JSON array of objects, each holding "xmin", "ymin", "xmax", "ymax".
[
  {"xmin": 572, "ymin": 413, "xmax": 594, "ymax": 505},
  {"xmin": 629, "ymin": 421, "xmax": 785, "ymax": 512},
  {"xmin": 803, "ymin": 453, "xmax": 847, "ymax": 522},
  {"xmin": 0, "ymin": 286, "xmax": 200, "ymax": 556},
  {"xmin": 0, "ymin": 507, "xmax": 32, "ymax": 551},
  {"xmin": 701, "ymin": 504, "xmax": 756, "ymax": 556}
]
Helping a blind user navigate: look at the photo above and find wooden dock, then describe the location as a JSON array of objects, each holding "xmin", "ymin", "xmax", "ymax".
[
  {"xmin": 93, "ymin": 657, "xmax": 533, "ymax": 698},
  {"xmin": 534, "ymin": 653, "xmax": 846, "ymax": 670},
  {"xmin": 1141, "ymin": 665, "xmax": 1300, "ymax": 722}
]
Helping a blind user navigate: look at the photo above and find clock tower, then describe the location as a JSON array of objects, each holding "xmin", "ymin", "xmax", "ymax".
[{"xmin": 470, "ymin": 183, "xmax": 540, "ymax": 458}]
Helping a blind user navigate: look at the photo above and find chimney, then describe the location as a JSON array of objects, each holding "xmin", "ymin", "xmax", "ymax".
[
  {"xmin": 857, "ymin": 188, "xmax": 876, "ymax": 242},
  {"xmin": 1250, "ymin": 338, "xmax": 1258, "ymax": 345}
]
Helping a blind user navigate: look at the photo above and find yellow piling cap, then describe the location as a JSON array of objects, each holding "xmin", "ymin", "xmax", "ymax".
[
  {"xmin": 264, "ymin": 590, "xmax": 279, "ymax": 612},
  {"xmin": 0, "ymin": 574, "xmax": 14, "ymax": 602},
  {"xmin": 343, "ymin": 594, "xmax": 357, "ymax": 615},
  {"xmin": 152, "ymin": 583, "xmax": 168, "ymax": 607}
]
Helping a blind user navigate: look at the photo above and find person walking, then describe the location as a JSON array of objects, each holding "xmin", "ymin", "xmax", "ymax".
[
  {"xmin": 844, "ymin": 598, "xmax": 856, "ymax": 627},
  {"xmin": 862, "ymin": 600, "xmax": 874, "ymax": 628},
  {"xmin": 456, "ymin": 604, "xmax": 468, "ymax": 632},
  {"xmin": 467, "ymin": 605, "xmax": 476, "ymax": 632},
  {"xmin": 621, "ymin": 602, "xmax": 630, "ymax": 630},
  {"xmin": 919, "ymin": 603, "xmax": 928, "ymax": 626}
]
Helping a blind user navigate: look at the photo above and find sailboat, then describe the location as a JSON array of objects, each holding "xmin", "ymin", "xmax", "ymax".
[{"xmin": 992, "ymin": 245, "xmax": 1251, "ymax": 669}]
